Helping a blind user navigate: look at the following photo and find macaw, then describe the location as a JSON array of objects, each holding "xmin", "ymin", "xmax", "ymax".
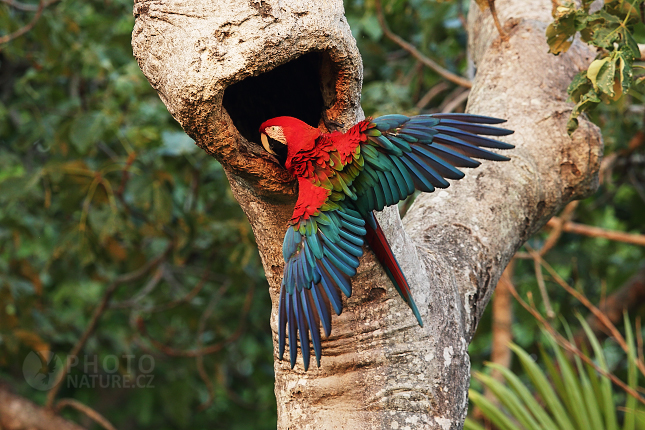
[{"xmin": 259, "ymin": 113, "xmax": 513, "ymax": 370}]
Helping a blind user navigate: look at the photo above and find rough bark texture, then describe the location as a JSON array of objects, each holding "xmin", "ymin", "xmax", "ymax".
[
  {"xmin": 0, "ymin": 384, "xmax": 86, "ymax": 430},
  {"xmin": 131, "ymin": 0, "xmax": 603, "ymax": 429}
]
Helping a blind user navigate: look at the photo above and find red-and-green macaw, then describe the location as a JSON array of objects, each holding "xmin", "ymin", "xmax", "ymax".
[{"xmin": 259, "ymin": 113, "xmax": 513, "ymax": 370}]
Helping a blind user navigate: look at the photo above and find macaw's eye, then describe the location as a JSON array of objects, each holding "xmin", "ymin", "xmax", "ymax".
[{"xmin": 265, "ymin": 126, "xmax": 287, "ymax": 144}]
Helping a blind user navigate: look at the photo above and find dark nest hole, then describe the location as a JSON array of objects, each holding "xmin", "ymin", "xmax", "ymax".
[{"xmin": 222, "ymin": 52, "xmax": 337, "ymax": 164}]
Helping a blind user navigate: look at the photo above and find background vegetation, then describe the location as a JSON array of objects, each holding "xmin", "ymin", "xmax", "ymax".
[{"xmin": 0, "ymin": 0, "xmax": 643, "ymax": 428}]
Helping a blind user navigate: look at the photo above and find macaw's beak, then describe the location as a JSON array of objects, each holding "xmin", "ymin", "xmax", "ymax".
[{"xmin": 260, "ymin": 133, "xmax": 277, "ymax": 155}]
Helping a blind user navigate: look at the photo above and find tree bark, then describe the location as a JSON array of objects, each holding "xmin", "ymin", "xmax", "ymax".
[
  {"xmin": 131, "ymin": 0, "xmax": 603, "ymax": 428},
  {"xmin": 0, "ymin": 384, "xmax": 86, "ymax": 430}
]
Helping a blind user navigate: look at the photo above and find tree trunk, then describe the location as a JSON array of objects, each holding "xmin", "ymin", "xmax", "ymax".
[{"xmin": 131, "ymin": 0, "xmax": 603, "ymax": 428}]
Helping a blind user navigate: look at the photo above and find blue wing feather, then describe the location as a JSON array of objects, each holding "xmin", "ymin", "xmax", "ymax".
[
  {"xmin": 317, "ymin": 266, "xmax": 343, "ymax": 315},
  {"xmin": 311, "ymin": 282, "xmax": 332, "ymax": 336},
  {"xmin": 404, "ymin": 152, "xmax": 450, "ymax": 188},
  {"xmin": 425, "ymin": 143, "xmax": 481, "ymax": 168},
  {"xmin": 411, "ymin": 145, "xmax": 465, "ymax": 180},
  {"xmin": 399, "ymin": 156, "xmax": 436, "ymax": 193},
  {"xmin": 301, "ymin": 288, "xmax": 322, "ymax": 367},
  {"xmin": 292, "ymin": 292, "xmax": 310, "ymax": 370},
  {"xmin": 338, "ymin": 228, "xmax": 364, "ymax": 247},
  {"xmin": 433, "ymin": 134, "xmax": 510, "ymax": 161},
  {"xmin": 279, "ymin": 204, "xmax": 367, "ymax": 369},
  {"xmin": 286, "ymin": 290, "xmax": 297, "ymax": 368},
  {"xmin": 432, "ymin": 118, "xmax": 513, "ymax": 136},
  {"xmin": 429, "ymin": 113, "xmax": 507, "ymax": 124},
  {"xmin": 320, "ymin": 256, "xmax": 352, "ymax": 297},
  {"xmin": 278, "ymin": 286, "xmax": 287, "ymax": 359},
  {"xmin": 434, "ymin": 125, "xmax": 515, "ymax": 149}
]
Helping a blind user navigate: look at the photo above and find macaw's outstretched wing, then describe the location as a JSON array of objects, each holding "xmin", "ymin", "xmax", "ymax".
[
  {"xmin": 352, "ymin": 113, "xmax": 514, "ymax": 213},
  {"xmin": 350, "ymin": 113, "xmax": 513, "ymax": 328},
  {"xmin": 279, "ymin": 202, "xmax": 367, "ymax": 370}
]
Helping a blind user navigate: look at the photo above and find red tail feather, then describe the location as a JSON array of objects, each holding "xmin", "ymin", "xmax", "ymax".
[{"xmin": 364, "ymin": 213, "xmax": 423, "ymax": 326}]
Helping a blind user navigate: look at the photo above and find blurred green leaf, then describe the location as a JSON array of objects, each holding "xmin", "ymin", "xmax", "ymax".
[
  {"xmin": 577, "ymin": 315, "xmax": 620, "ymax": 430},
  {"xmin": 468, "ymin": 389, "xmax": 522, "ymax": 430},
  {"xmin": 159, "ymin": 131, "xmax": 198, "ymax": 156},
  {"xmin": 470, "ymin": 322, "xmax": 643, "ymax": 430},
  {"xmin": 70, "ymin": 112, "xmax": 104, "ymax": 154}
]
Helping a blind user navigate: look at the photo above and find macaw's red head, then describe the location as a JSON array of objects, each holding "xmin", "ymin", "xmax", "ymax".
[{"xmin": 259, "ymin": 116, "xmax": 321, "ymax": 167}]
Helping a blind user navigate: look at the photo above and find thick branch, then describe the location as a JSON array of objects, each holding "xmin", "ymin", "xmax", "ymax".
[
  {"xmin": 404, "ymin": 0, "xmax": 601, "ymax": 338},
  {"xmin": 0, "ymin": 384, "xmax": 86, "ymax": 430}
]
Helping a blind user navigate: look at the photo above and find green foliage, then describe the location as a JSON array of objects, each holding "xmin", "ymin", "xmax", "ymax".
[
  {"xmin": 546, "ymin": 0, "xmax": 644, "ymax": 133},
  {"xmin": 346, "ymin": 0, "xmax": 469, "ymax": 116},
  {"xmin": 0, "ymin": 0, "xmax": 274, "ymax": 428},
  {"xmin": 467, "ymin": 316, "xmax": 644, "ymax": 430}
]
